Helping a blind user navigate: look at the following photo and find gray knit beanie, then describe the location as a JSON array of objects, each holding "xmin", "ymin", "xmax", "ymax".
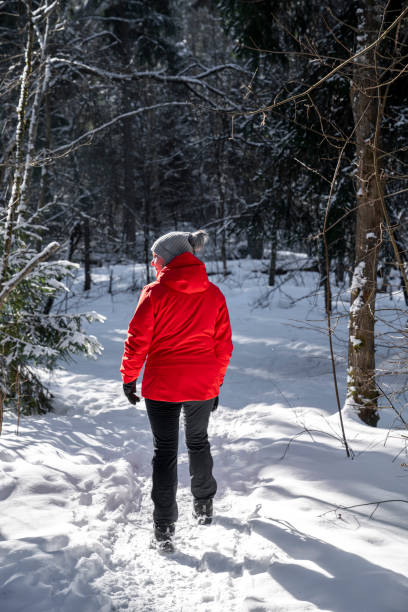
[{"xmin": 151, "ymin": 230, "xmax": 209, "ymax": 265}]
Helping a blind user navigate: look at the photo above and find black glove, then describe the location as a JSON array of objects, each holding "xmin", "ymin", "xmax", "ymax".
[
  {"xmin": 123, "ymin": 380, "xmax": 140, "ymax": 405},
  {"xmin": 212, "ymin": 396, "xmax": 219, "ymax": 412}
]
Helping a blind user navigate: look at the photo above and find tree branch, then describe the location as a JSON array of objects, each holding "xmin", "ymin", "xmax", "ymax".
[
  {"xmin": 38, "ymin": 102, "xmax": 193, "ymax": 159},
  {"xmin": 0, "ymin": 241, "xmax": 60, "ymax": 311},
  {"xmin": 243, "ymin": 6, "xmax": 408, "ymax": 118}
]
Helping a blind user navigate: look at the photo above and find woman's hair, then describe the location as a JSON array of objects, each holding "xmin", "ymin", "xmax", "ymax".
[{"xmin": 188, "ymin": 230, "xmax": 209, "ymax": 253}]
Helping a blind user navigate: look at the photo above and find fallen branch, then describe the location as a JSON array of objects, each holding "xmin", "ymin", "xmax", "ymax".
[
  {"xmin": 279, "ymin": 428, "xmax": 354, "ymax": 462},
  {"xmin": 320, "ymin": 499, "xmax": 408, "ymax": 520}
]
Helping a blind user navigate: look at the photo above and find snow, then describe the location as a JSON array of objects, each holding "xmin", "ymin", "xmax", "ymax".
[
  {"xmin": 1, "ymin": 259, "xmax": 407, "ymax": 611},
  {"xmin": 350, "ymin": 261, "xmax": 366, "ymax": 292},
  {"xmin": 349, "ymin": 335, "xmax": 362, "ymax": 348}
]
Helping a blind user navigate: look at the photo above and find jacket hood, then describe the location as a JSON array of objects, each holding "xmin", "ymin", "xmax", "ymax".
[{"xmin": 158, "ymin": 252, "xmax": 209, "ymax": 294}]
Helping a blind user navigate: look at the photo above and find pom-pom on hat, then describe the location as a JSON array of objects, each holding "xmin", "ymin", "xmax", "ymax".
[{"xmin": 151, "ymin": 230, "xmax": 209, "ymax": 265}]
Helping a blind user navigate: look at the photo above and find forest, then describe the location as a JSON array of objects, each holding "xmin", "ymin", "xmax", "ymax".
[
  {"xmin": 2, "ymin": 0, "xmax": 408, "ymax": 426},
  {"xmin": 1, "ymin": 2, "xmax": 408, "ymax": 610}
]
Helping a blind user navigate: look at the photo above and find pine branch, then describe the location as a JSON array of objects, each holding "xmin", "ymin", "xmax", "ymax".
[{"xmin": 0, "ymin": 241, "xmax": 60, "ymax": 311}]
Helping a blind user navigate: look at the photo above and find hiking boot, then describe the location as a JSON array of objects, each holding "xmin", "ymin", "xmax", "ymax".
[
  {"xmin": 153, "ymin": 522, "xmax": 175, "ymax": 553},
  {"xmin": 193, "ymin": 498, "xmax": 213, "ymax": 525}
]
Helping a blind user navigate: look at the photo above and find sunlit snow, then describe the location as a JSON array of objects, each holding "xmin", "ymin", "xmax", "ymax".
[{"xmin": 1, "ymin": 259, "xmax": 407, "ymax": 612}]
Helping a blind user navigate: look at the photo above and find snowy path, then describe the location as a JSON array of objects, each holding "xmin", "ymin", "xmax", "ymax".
[{"xmin": 1, "ymin": 262, "xmax": 408, "ymax": 611}]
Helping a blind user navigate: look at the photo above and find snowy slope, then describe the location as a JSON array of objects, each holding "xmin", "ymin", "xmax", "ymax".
[{"xmin": 1, "ymin": 260, "xmax": 407, "ymax": 612}]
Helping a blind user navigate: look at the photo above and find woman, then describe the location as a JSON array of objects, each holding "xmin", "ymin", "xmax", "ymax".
[{"xmin": 120, "ymin": 230, "xmax": 233, "ymax": 551}]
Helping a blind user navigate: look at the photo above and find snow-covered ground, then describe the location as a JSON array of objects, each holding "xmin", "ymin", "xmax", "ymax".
[{"xmin": 1, "ymin": 258, "xmax": 407, "ymax": 612}]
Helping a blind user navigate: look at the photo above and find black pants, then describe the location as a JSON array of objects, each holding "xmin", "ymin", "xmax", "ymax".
[{"xmin": 145, "ymin": 398, "xmax": 217, "ymax": 525}]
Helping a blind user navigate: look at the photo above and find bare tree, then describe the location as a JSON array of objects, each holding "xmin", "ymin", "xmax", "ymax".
[{"xmin": 347, "ymin": 1, "xmax": 385, "ymax": 426}]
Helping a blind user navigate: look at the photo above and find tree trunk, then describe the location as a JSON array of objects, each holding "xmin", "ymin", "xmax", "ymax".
[
  {"xmin": 247, "ymin": 212, "xmax": 264, "ymax": 260},
  {"xmin": 347, "ymin": 0, "xmax": 383, "ymax": 427},
  {"xmin": 268, "ymin": 220, "xmax": 277, "ymax": 287},
  {"xmin": 319, "ymin": 243, "xmax": 332, "ymax": 316},
  {"xmin": 393, "ymin": 227, "xmax": 408, "ymax": 307},
  {"xmin": 216, "ymin": 132, "xmax": 228, "ymax": 275},
  {"xmin": 122, "ymin": 84, "xmax": 136, "ymax": 255},
  {"xmin": 144, "ymin": 220, "xmax": 151, "ymax": 284},
  {"xmin": 119, "ymin": 7, "xmax": 136, "ymax": 255},
  {"xmin": 0, "ymin": 2, "xmax": 33, "ymax": 288},
  {"xmin": 38, "ymin": 83, "xmax": 51, "ymax": 218},
  {"xmin": 143, "ymin": 180, "xmax": 151, "ymax": 284},
  {"xmin": 247, "ymin": 227, "xmax": 264, "ymax": 259},
  {"xmin": 83, "ymin": 217, "xmax": 91, "ymax": 292},
  {"xmin": 68, "ymin": 222, "xmax": 81, "ymax": 261}
]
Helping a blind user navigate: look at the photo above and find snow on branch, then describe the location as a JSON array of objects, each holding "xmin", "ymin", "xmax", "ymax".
[
  {"xmin": 0, "ymin": 241, "xmax": 60, "ymax": 310},
  {"xmin": 47, "ymin": 58, "xmax": 246, "ymax": 110},
  {"xmin": 49, "ymin": 57, "xmax": 249, "ymax": 83},
  {"xmin": 49, "ymin": 57, "xmax": 134, "ymax": 81},
  {"xmin": 32, "ymin": 0, "xmax": 58, "ymax": 22}
]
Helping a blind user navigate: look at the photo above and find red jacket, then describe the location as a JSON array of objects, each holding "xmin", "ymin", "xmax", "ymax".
[{"xmin": 120, "ymin": 252, "xmax": 233, "ymax": 402}]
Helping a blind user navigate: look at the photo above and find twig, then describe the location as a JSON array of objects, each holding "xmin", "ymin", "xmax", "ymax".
[
  {"xmin": 279, "ymin": 428, "xmax": 352, "ymax": 462},
  {"xmin": 391, "ymin": 445, "xmax": 407, "ymax": 464},
  {"xmin": 244, "ymin": 6, "xmax": 408, "ymax": 118},
  {"xmin": 293, "ymin": 158, "xmax": 332, "ymax": 184},
  {"xmin": 376, "ymin": 381, "xmax": 408, "ymax": 429},
  {"xmin": 319, "ymin": 499, "xmax": 408, "ymax": 520},
  {"xmin": 321, "ymin": 114, "xmax": 359, "ymax": 458}
]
